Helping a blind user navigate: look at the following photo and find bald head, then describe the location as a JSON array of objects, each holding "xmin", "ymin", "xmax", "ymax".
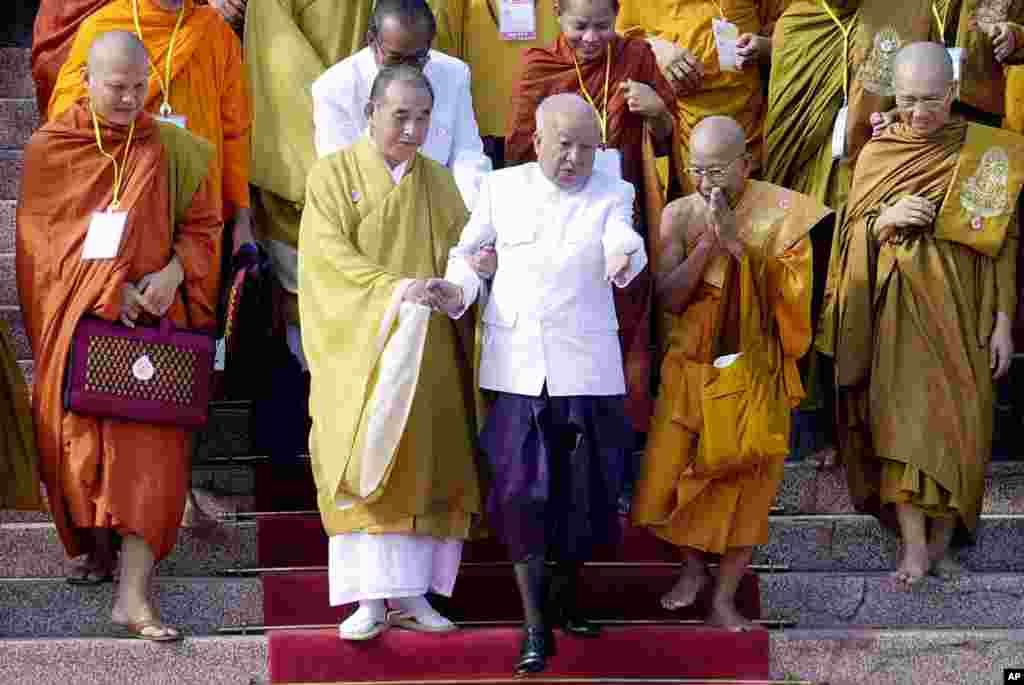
[
  {"xmin": 533, "ymin": 93, "xmax": 601, "ymax": 190},
  {"xmin": 689, "ymin": 116, "xmax": 750, "ymax": 202},
  {"xmin": 892, "ymin": 42, "xmax": 955, "ymax": 136},
  {"xmin": 83, "ymin": 31, "xmax": 150, "ymax": 126},
  {"xmin": 691, "ymin": 116, "xmax": 746, "ymax": 160},
  {"xmin": 88, "ymin": 31, "xmax": 150, "ymax": 75},
  {"xmin": 894, "ymin": 42, "xmax": 954, "ymax": 87}
]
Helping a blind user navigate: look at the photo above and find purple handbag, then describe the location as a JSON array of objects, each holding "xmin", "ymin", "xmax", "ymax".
[{"xmin": 63, "ymin": 316, "xmax": 214, "ymax": 428}]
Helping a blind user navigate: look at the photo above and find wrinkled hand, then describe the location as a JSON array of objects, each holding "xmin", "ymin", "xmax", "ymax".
[
  {"xmin": 736, "ymin": 34, "xmax": 770, "ymax": 69},
  {"xmin": 991, "ymin": 22, "xmax": 1018, "ymax": 62},
  {"xmin": 403, "ymin": 279, "xmax": 433, "ymax": 306},
  {"xmin": 708, "ymin": 187, "xmax": 744, "ymax": 258},
  {"xmin": 120, "ymin": 283, "xmax": 145, "ymax": 328},
  {"xmin": 870, "ymin": 109, "xmax": 898, "ymax": 138},
  {"xmin": 619, "ymin": 79, "xmax": 667, "ymax": 119},
  {"xmin": 467, "ymin": 244, "xmax": 497, "ymax": 279},
  {"xmin": 425, "ymin": 278, "xmax": 465, "ymax": 316},
  {"xmin": 875, "ymin": 195, "xmax": 936, "ymax": 245},
  {"xmin": 991, "ymin": 312, "xmax": 1015, "ymax": 379},
  {"xmin": 210, "ymin": 0, "xmax": 246, "ymax": 32},
  {"xmin": 647, "ymin": 37, "xmax": 704, "ymax": 94},
  {"xmin": 605, "ymin": 253, "xmax": 632, "ymax": 286},
  {"xmin": 136, "ymin": 257, "xmax": 184, "ymax": 318}
]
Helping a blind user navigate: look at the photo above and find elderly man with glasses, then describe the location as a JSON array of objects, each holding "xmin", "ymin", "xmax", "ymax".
[
  {"xmin": 311, "ymin": 0, "xmax": 491, "ymax": 212},
  {"xmin": 820, "ymin": 41, "xmax": 1023, "ymax": 589},
  {"xmin": 631, "ymin": 115, "xmax": 832, "ymax": 630}
]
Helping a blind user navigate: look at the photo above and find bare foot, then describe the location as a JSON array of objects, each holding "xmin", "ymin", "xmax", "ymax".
[
  {"xmin": 707, "ymin": 599, "xmax": 763, "ymax": 632},
  {"xmin": 660, "ymin": 569, "xmax": 710, "ymax": 611},
  {"xmin": 112, "ymin": 603, "xmax": 180, "ymax": 640},
  {"xmin": 892, "ymin": 543, "xmax": 929, "ymax": 590}
]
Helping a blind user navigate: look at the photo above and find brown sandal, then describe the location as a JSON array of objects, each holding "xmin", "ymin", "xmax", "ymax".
[{"xmin": 113, "ymin": 618, "xmax": 183, "ymax": 642}]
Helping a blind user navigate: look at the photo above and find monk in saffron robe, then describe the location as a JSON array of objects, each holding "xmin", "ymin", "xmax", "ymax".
[
  {"xmin": 633, "ymin": 116, "xmax": 831, "ymax": 629},
  {"xmin": 820, "ymin": 43, "xmax": 1019, "ymax": 586},
  {"xmin": 507, "ymin": 0, "xmax": 677, "ymax": 434},
  {"xmin": 614, "ymin": 0, "xmax": 785, "ymax": 173},
  {"xmin": 17, "ymin": 31, "xmax": 220, "ymax": 637},
  {"xmin": 0, "ymin": 320, "xmax": 42, "ymax": 512},
  {"xmin": 299, "ymin": 66, "xmax": 481, "ymax": 640},
  {"xmin": 49, "ymin": 0, "xmax": 254, "ymax": 253}
]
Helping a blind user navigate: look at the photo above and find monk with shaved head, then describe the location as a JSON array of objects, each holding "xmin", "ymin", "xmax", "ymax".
[
  {"xmin": 633, "ymin": 115, "xmax": 832, "ymax": 630},
  {"xmin": 17, "ymin": 29, "xmax": 222, "ymax": 639},
  {"xmin": 821, "ymin": 42, "xmax": 1023, "ymax": 588}
]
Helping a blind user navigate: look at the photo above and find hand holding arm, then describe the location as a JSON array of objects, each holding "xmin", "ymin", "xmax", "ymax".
[
  {"xmin": 647, "ymin": 37, "xmax": 704, "ymax": 94},
  {"xmin": 736, "ymin": 34, "xmax": 772, "ymax": 69},
  {"xmin": 874, "ymin": 195, "xmax": 936, "ymax": 245},
  {"xmin": 618, "ymin": 79, "xmax": 674, "ymax": 141},
  {"xmin": 136, "ymin": 255, "xmax": 185, "ymax": 318}
]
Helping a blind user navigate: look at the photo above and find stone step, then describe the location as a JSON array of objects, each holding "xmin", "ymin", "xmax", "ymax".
[
  {"xmin": 0, "ymin": 149, "xmax": 24, "ymax": 200},
  {"xmin": 0, "ymin": 98, "xmax": 39, "ymax": 150},
  {"xmin": 0, "ymin": 630, "xmax": 1018, "ymax": 685},
  {"xmin": 0, "ymin": 48, "xmax": 33, "ymax": 101},
  {"xmin": 0, "ymin": 577, "xmax": 261, "ymax": 639},
  {"xmin": 1, "ymin": 305, "xmax": 30, "ymax": 360}
]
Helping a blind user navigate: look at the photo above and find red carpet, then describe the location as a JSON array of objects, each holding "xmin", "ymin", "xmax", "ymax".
[
  {"xmin": 257, "ymin": 515, "xmax": 680, "ymax": 568},
  {"xmin": 261, "ymin": 566, "xmax": 760, "ymax": 627},
  {"xmin": 254, "ymin": 461, "xmax": 318, "ymax": 512},
  {"xmin": 268, "ymin": 625, "xmax": 771, "ymax": 684}
]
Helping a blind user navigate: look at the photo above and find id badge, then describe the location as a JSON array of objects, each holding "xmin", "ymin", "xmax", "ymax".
[
  {"xmin": 948, "ymin": 47, "xmax": 964, "ymax": 98},
  {"xmin": 82, "ymin": 210, "xmax": 128, "ymax": 260},
  {"xmin": 712, "ymin": 18, "xmax": 740, "ymax": 72},
  {"xmin": 594, "ymin": 147, "xmax": 623, "ymax": 180},
  {"xmin": 156, "ymin": 113, "xmax": 188, "ymax": 129},
  {"xmin": 499, "ymin": 0, "xmax": 537, "ymax": 41},
  {"xmin": 214, "ymin": 337, "xmax": 227, "ymax": 371},
  {"xmin": 831, "ymin": 103, "xmax": 849, "ymax": 160}
]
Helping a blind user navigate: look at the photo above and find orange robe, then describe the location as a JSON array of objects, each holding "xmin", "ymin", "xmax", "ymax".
[
  {"xmin": 16, "ymin": 102, "xmax": 221, "ymax": 560},
  {"xmin": 31, "ymin": 0, "xmax": 110, "ymax": 113},
  {"xmin": 615, "ymin": 0, "xmax": 785, "ymax": 170},
  {"xmin": 48, "ymin": 0, "xmax": 251, "ymax": 225},
  {"xmin": 506, "ymin": 34, "xmax": 679, "ymax": 431},
  {"xmin": 633, "ymin": 181, "xmax": 828, "ymax": 553}
]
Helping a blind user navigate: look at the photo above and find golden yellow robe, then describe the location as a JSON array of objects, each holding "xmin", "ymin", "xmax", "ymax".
[
  {"xmin": 299, "ymin": 137, "xmax": 481, "ymax": 538},
  {"xmin": 765, "ymin": 0, "xmax": 932, "ymax": 211},
  {"xmin": 615, "ymin": 0, "xmax": 785, "ymax": 171},
  {"xmin": 455, "ymin": 0, "xmax": 561, "ymax": 138},
  {"xmin": 48, "ymin": 0, "xmax": 252, "ymax": 225},
  {"xmin": 0, "ymin": 320, "xmax": 41, "ymax": 511},
  {"xmin": 820, "ymin": 120, "xmax": 1020, "ymax": 535},
  {"xmin": 633, "ymin": 181, "xmax": 828, "ymax": 553}
]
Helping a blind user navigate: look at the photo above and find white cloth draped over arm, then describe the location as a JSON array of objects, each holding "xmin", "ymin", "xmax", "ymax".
[
  {"xmin": 447, "ymin": 64, "xmax": 492, "ymax": 210},
  {"xmin": 444, "ymin": 176, "xmax": 497, "ymax": 318},
  {"xmin": 601, "ymin": 182, "xmax": 647, "ymax": 288}
]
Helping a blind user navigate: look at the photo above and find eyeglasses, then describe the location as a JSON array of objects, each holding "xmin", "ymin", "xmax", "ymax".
[
  {"xmin": 894, "ymin": 85, "xmax": 953, "ymax": 111},
  {"xmin": 372, "ymin": 35, "xmax": 431, "ymax": 68},
  {"xmin": 686, "ymin": 153, "xmax": 748, "ymax": 181}
]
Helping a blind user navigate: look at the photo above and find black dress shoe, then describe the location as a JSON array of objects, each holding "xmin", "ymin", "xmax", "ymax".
[{"xmin": 515, "ymin": 625, "xmax": 556, "ymax": 675}]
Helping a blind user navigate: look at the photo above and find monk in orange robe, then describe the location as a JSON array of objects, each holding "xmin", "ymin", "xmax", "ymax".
[
  {"xmin": 507, "ymin": 0, "xmax": 678, "ymax": 433},
  {"xmin": 48, "ymin": 0, "xmax": 254, "ymax": 252},
  {"xmin": 17, "ymin": 31, "xmax": 221, "ymax": 639},
  {"xmin": 633, "ymin": 116, "xmax": 831, "ymax": 630},
  {"xmin": 31, "ymin": 0, "xmax": 111, "ymax": 112}
]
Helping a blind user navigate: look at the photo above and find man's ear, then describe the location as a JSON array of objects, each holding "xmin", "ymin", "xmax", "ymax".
[
  {"xmin": 364, "ymin": 101, "xmax": 375, "ymax": 121},
  {"xmin": 533, "ymin": 130, "xmax": 542, "ymax": 156}
]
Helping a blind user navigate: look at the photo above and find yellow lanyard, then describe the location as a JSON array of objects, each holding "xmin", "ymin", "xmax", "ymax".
[
  {"xmin": 132, "ymin": 0, "xmax": 187, "ymax": 116},
  {"xmin": 821, "ymin": 0, "xmax": 856, "ymax": 102},
  {"xmin": 932, "ymin": 1, "xmax": 951, "ymax": 45},
  {"xmin": 572, "ymin": 43, "xmax": 611, "ymax": 146},
  {"xmin": 90, "ymin": 107, "xmax": 137, "ymax": 212}
]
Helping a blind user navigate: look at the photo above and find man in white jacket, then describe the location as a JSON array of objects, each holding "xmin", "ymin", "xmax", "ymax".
[{"xmin": 430, "ymin": 93, "xmax": 646, "ymax": 676}]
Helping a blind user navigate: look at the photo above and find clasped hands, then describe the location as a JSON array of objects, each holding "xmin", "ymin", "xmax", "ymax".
[
  {"xmin": 119, "ymin": 256, "xmax": 184, "ymax": 327},
  {"xmin": 700, "ymin": 187, "xmax": 746, "ymax": 259},
  {"xmin": 874, "ymin": 195, "xmax": 936, "ymax": 245}
]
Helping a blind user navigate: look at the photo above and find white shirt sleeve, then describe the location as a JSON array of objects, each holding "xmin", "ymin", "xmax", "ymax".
[
  {"xmin": 312, "ymin": 68, "xmax": 364, "ymax": 159},
  {"xmin": 601, "ymin": 181, "xmax": 647, "ymax": 288},
  {"xmin": 444, "ymin": 175, "xmax": 498, "ymax": 319},
  {"xmin": 447, "ymin": 64, "xmax": 492, "ymax": 211}
]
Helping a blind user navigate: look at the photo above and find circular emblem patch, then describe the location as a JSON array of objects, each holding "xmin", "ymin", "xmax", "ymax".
[{"xmin": 132, "ymin": 354, "xmax": 156, "ymax": 382}]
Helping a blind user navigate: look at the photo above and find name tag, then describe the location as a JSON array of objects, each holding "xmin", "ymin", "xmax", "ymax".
[
  {"xmin": 214, "ymin": 337, "xmax": 227, "ymax": 371},
  {"xmin": 82, "ymin": 210, "xmax": 128, "ymax": 260},
  {"xmin": 594, "ymin": 148, "xmax": 623, "ymax": 180},
  {"xmin": 499, "ymin": 0, "xmax": 537, "ymax": 41},
  {"xmin": 156, "ymin": 114, "xmax": 188, "ymax": 129},
  {"xmin": 712, "ymin": 18, "xmax": 740, "ymax": 72},
  {"xmin": 948, "ymin": 47, "xmax": 964, "ymax": 98},
  {"xmin": 831, "ymin": 103, "xmax": 849, "ymax": 160}
]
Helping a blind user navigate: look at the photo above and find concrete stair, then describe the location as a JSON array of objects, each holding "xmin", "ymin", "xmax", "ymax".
[{"xmin": 4, "ymin": 40, "xmax": 1024, "ymax": 685}]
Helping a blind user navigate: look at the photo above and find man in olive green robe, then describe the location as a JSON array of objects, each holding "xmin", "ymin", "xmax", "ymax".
[
  {"xmin": 299, "ymin": 65, "xmax": 481, "ymax": 641},
  {"xmin": 821, "ymin": 42, "xmax": 1020, "ymax": 587}
]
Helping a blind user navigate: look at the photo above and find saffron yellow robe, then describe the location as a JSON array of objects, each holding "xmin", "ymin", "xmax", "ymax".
[
  {"xmin": 633, "ymin": 181, "xmax": 828, "ymax": 553},
  {"xmin": 615, "ymin": 0, "xmax": 786, "ymax": 171},
  {"xmin": 820, "ymin": 120, "xmax": 1020, "ymax": 535},
  {"xmin": 49, "ymin": 0, "xmax": 251, "ymax": 225},
  {"xmin": 299, "ymin": 137, "xmax": 481, "ymax": 538}
]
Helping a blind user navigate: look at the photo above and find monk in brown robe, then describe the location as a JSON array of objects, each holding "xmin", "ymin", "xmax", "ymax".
[
  {"xmin": 820, "ymin": 42, "xmax": 1019, "ymax": 587},
  {"xmin": 506, "ymin": 0, "xmax": 678, "ymax": 435},
  {"xmin": 17, "ymin": 31, "xmax": 221, "ymax": 638},
  {"xmin": 633, "ymin": 116, "xmax": 831, "ymax": 630}
]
